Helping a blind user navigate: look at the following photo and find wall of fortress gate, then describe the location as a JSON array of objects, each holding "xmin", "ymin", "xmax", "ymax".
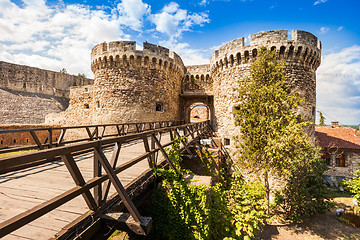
[
  {"xmin": 0, "ymin": 29, "xmax": 321, "ymax": 151},
  {"xmin": 0, "ymin": 61, "xmax": 93, "ymax": 124}
]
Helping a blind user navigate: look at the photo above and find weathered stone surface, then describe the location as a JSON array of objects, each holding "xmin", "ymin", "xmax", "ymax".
[{"xmin": 0, "ymin": 61, "xmax": 93, "ymax": 124}]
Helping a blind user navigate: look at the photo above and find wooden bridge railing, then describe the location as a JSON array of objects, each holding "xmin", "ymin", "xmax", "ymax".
[
  {"xmin": 0, "ymin": 120, "xmax": 184, "ymax": 155},
  {"xmin": 0, "ymin": 121, "xmax": 213, "ymax": 239},
  {"xmin": 0, "ymin": 121, "xmax": 184, "ymax": 173}
]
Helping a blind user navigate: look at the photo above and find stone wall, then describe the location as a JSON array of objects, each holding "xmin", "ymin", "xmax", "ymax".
[
  {"xmin": 325, "ymin": 150, "xmax": 360, "ymax": 180},
  {"xmin": 183, "ymin": 64, "xmax": 213, "ymax": 94},
  {"xmin": 0, "ymin": 61, "xmax": 94, "ymax": 124},
  {"xmin": 47, "ymin": 41, "xmax": 185, "ymax": 126},
  {"xmin": 210, "ymin": 30, "xmax": 321, "ymax": 146},
  {"xmin": 190, "ymin": 107, "xmax": 209, "ymax": 121},
  {"xmin": 0, "ymin": 61, "xmax": 93, "ymax": 98},
  {"xmin": 0, "ymin": 88, "xmax": 68, "ymax": 124}
]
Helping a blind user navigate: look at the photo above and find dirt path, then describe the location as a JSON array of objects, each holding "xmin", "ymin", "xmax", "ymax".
[{"xmin": 260, "ymin": 211, "xmax": 360, "ymax": 240}]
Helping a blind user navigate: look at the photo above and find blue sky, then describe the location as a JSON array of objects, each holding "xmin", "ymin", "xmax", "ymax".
[{"xmin": 0, "ymin": 0, "xmax": 360, "ymax": 124}]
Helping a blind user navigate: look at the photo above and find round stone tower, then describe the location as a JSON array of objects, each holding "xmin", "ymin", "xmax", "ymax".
[
  {"xmin": 88, "ymin": 41, "xmax": 186, "ymax": 123},
  {"xmin": 210, "ymin": 30, "xmax": 321, "ymax": 143},
  {"xmin": 51, "ymin": 41, "xmax": 186, "ymax": 126}
]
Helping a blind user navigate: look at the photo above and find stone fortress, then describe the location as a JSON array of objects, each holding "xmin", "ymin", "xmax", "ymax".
[
  {"xmin": 0, "ymin": 29, "xmax": 321, "ymax": 147},
  {"xmin": 46, "ymin": 29, "xmax": 321, "ymax": 146}
]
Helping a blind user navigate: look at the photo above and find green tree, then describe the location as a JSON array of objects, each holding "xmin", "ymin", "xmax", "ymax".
[
  {"xmin": 317, "ymin": 111, "xmax": 326, "ymax": 125},
  {"xmin": 345, "ymin": 169, "xmax": 360, "ymax": 202},
  {"xmin": 233, "ymin": 47, "xmax": 318, "ymax": 213},
  {"xmin": 60, "ymin": 68, "xmax": 67, "ymax": 74}
]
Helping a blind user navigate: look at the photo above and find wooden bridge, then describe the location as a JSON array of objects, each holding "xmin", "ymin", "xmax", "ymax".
[{"xmin": 0, "ymin": 121, "xmax": 227, "ymax": 239}]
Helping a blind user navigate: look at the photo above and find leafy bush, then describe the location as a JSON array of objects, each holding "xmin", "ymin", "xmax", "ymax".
[
  {"xmin": 148, "ymin": 138, "xmax": 267, "ymax": 239},
  {"xmin": 345, "ymin": 169, "xmax": 360, "ymax": 201},
  {"xmin": 274, "ymin": 149, "xmax": 330, "ymax": 222}
]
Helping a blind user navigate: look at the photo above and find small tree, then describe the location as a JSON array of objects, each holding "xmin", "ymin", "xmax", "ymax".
[
  {"xmin": 60, "ymin": 68, "xmax": 67, "ymax": 74},
  {"xmin": 318, "ymin": 111, "xmax": 326, "ymax": 126},
  {"xmin": 234, "ymin": 47, "xmax": 317, "ymax": 213}
]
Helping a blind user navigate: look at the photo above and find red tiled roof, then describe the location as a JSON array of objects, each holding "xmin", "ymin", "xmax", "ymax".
[{"xmin": 315, "ymin": 126, "xmax": 360, "ymax": 150}]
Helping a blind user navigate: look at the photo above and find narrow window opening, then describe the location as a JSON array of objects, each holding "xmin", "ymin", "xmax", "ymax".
[
  {"xmin": 224, "ymin": 138, "xmax": 230, "ymax": 146},
  {"xmin": 97, "ymin": 101, "xmax": 100, "ymax": 108},
  {"xmin": 0, "ymin": 140, "xmax": 3, "ymax": 144},
  {"xmin": 84, "ymin": 103, "xmax": 89, "ymax": 109},
  {"xmin": 13, "ymin": 139, "xmax": 16, "ymax": 144},
  {"xmin": 156, "ymin": 102, "xmax": 164, "ymax": 112},
  {"xmin": 26, "ymin": 139, "xmax": 29, "ymax": 143}
]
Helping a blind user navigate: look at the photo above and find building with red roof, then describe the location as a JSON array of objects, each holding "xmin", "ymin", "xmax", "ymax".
[{"xmin": 315, "ymin": 122, "xmax": 360, "ymax": 180}]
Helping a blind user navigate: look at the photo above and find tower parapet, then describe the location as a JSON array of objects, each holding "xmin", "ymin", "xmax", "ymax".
[
  {"xmin": 210, "ymin": 30, "xmax": 321, "ymax": 73},
  {"xmin": 91, "ymin": 41, "xmax": 186, "ymax": 81}
]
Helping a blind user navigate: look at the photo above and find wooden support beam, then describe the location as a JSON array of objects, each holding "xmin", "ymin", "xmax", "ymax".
[
  {"xmin": 152, "ymin": 134, "xmax": 177, "ymax": 171},
  {"xmin": 142, "ymin": 136, "xmax": 154, "ymax": 168},
  {"xmin": 93, "ymin": 144, "xmax": 142, "ymax": 224},
  {"xmin": 86, "ymin": 127, "xmax": 94, "ymax": 141},
  {"xmin": 61, "ymin": 154, "xmax": 98, "ymax": 210},
  {"xmin": 102, "ymin": 142, "xmax": 122, "ymax": 201},
  {"xmin": 57, "ymin": 129, "xmax": 66, "ymax": 146},
  {"xmin": 29, "ymin": 130, "xmax": 44, "ymax": 150},
  {"xmin": 94, "ymin": 147, "xmax": 102, "ymax": 206},
  {"xmin": 174, "ymin": 128, "xmax": 193, "ymax": 156}
]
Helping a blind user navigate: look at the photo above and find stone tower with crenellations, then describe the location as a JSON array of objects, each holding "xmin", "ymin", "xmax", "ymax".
[{"xmin": 46, "ymin": 29, "xmax": 321, "ymax": 146}]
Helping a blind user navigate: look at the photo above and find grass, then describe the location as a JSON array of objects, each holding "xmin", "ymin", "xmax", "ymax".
[{"xmin": 0, "ymin": 149, "xmax": 36, "ymax": 158}]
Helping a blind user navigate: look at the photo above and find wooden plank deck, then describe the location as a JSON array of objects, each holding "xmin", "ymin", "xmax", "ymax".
[{"xmin": 0, "ymin": 134, "xmax": 171, "ymax": 239}]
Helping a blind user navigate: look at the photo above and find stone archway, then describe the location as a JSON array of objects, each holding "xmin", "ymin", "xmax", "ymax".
[
  {"xmin": 188, "ymin": 103, "xmax": 211, "ymax": 123},
  {"xmin": 180, "ymin": 94, "xmax": 214, "ymax": 128}
]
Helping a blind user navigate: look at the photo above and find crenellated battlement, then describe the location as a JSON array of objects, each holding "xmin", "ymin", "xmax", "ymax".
[
  {"xmin": 210, "ymin": 30, "xmax": 321, "ymax": 73},
  {"xmin": 91, "ymin": 41, "xmax": 186, "ymax": 76},
  {"xmin": 183, "ymin": 64, "xmax": 212, "ymax": 94}
]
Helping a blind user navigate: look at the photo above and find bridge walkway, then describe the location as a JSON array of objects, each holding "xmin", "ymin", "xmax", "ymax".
[{"xmin": 0, "ymin": 121, "xmax": 213, "ymax": 239}]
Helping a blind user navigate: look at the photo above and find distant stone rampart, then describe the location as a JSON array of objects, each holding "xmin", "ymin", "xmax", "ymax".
[
  {"xmin": 0, "ymin": 61, "xmax": 93, "ymax": 98},
  {"xmin": 0, "ymin": 61, "xmax": 94, "ymax": 124}
]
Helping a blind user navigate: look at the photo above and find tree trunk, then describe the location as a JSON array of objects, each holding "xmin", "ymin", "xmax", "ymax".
[{"xmin": 265, "ymin": 172, "xmax": 270, "ymax": 214}]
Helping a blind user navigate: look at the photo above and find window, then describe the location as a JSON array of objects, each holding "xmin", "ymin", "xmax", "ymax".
[
  {"xmin": 156, "ymin": 102, "xmax": 164, "ymax": 112},
  {"xmin": 224, "ymin": 138, "xmax": 230, "ymax": 146},
  {"xmin": 84, "ymin": 103, "xmax": 89, "ymax": 109},
  {"xmin": 335, "ymin": 153, "xmax": 345, "ymax": 167},
  {"xmin": 321, "ymin": 152, "xmax": 331, "ymax": 166}
]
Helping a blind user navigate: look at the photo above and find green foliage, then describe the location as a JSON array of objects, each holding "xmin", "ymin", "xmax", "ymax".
[
  {"xmin": 317, "ymin": 111, "xmax": 326, "ymax": 126},
  {"xmin": 234, "ymin": 47, "xmax": 310, "ymax": 178},
  {"xmin": 274, "ymin": 148, "xmax": 330, "ymax": 222},
  {"xmin": 210, "ymin": 172, "xmax": 267, "ymax": 239},
  {"xmin": 149, "ymin": 138, "xmax": 268, "ymax": 240},
  {"xmin": 233, "ymin": 47, "xmax": 329, "ymax": 219},
  {"xmin": 345, "ymin": 169, "xmax": 360, "ymax": 202},
  {"xmin": 77, "ymin": 73, "xmax": 86, "ymax": 78},
  {"xmin": 60, "ymin": 68, "xmax": 67, "ymax": 74}
]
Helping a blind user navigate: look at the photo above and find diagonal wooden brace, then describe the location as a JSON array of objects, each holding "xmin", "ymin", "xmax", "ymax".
[
  {"xmin": 151, "ymin": 134, "xmax": 178, "ymax": 172},
  {"xmin": 93, "ymin": 142, "xmax": 142, "ymax": 223},
  {"xmin": 61, "ymin": 154, "xmax": 97, "ymax": 210}
]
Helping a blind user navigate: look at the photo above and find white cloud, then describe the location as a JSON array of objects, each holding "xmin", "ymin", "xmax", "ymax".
[
  {"xmin": 316, "ymin": 45, "xmax": 360, "ymax": 125},
  {"xmin": 150, "ymin": 2, "xmax": 209, "ymax": 39},
  {"xmin": 117, "ymin": 0, "xmax": 151, "ymax": 30},
  {"xmin": 0, "ymin": 0, "xmax": 210, "ymax": 77},
  {"xmin": 337, "ymin": 26, "xmax": 343, "ymax": 31},
  {"xmin": 320, "ymin": 26, "xmax": 330, "ymax": 34},
  {"xmin": 159, "ymin": 39, "xmax": 210, "ymax": 66},
  {"xmin": 314, "ymin": 0, "xmax": 328, "ymax": 5}
]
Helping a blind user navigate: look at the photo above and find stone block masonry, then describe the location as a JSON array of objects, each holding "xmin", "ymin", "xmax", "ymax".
[{"xmin": 0, "ymin": 61, "xmax": 94, "ymax": 124}]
